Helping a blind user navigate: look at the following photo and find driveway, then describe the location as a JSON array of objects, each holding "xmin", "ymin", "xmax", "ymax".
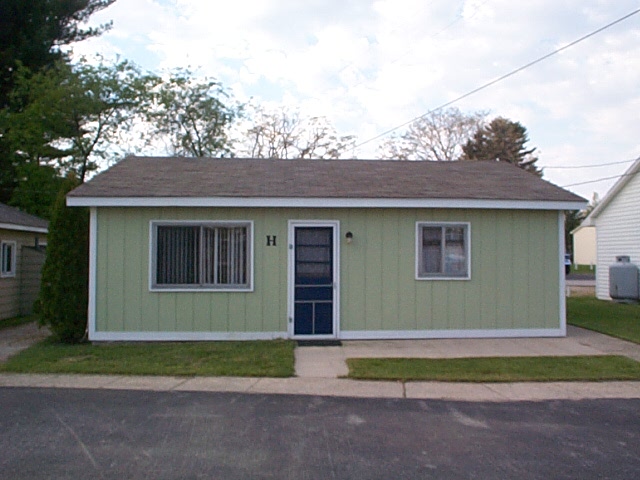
[{"xmin": 0, "ymin": 322, "xmax": 50, "ymax": 362}]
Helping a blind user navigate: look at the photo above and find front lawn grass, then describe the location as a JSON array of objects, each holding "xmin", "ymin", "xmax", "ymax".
[
  {"xmin": 568, "ymin": 297, "xmax": 640, "ymax": 344},
  {"xmin": 0, "ymin": 314, "xmax": 38, "ymax": 331},
  {"xmin": 347, "ymin": 355, "xmax": 640, "ymax": 382},
  {"xmin": 0, "ymin": 339, "xmax": 295, "ymax": 377}
]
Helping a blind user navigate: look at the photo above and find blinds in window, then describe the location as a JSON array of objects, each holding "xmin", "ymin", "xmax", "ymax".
[
  {"xmin": 202, "ymin": 226, "xmax": 247, "ymax": 286},
  {"xmin": 156, "ymin": 225, "xmax": 248, "ymax": 287}
]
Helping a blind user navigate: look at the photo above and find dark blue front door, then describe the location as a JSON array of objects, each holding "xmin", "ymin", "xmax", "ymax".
[{"xmin": 294, "ymin": 227, "xmax": 334, "ymax": 335}]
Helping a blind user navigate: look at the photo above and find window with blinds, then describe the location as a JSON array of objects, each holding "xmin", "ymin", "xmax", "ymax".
[{"xmin": 152, "ymin": 222, "xmax": 251, "ymax": 290}]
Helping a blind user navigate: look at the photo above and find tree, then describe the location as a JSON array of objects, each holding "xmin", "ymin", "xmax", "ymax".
[
  {"xmin": 461, "ymin": 117, "xmax": 541, "ymax": 175},
  {"xmin": 0, "ymin": 0, "xmax": 115, "ymax": 108},
  {"xmin": 8, "ymin": 164, "xmax": 64, "ymax": 220},
  {"xmin": 241, "ymin": 107, "xmax": 355, "ymax": 159},
  {"xmin": 0, "ymin": 0, "xmax": 116, "ymax": 203},
  {"xmin": 2, "ymin": 58, "xmax": 157, "ymax": 187},
  {"xmin": 144, "ymin": 70, "xmax": 241, "ymax": 157},
  {"xmin": 378, "ymin": 107, "xmax": 486, "ymax": 161},
  {"xmin": 38, "ymin": 173, "xmax": 89, "ymax": 343}
]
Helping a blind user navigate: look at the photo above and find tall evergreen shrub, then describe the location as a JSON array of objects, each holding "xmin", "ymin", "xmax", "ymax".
[{"xmin": 38, "ymin": 173, "xmax": 88, "ymax": 343}]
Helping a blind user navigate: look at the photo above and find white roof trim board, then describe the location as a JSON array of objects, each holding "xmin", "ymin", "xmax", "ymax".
[
  {"xmin": 0, "ymin": 202, "xmax": 49, "ymax": 233},
  {"xmin": 67, "ymin": 196, "xmax": 585, "ymax": 210},
  {"xmin": 0, "ymin": 222, "xmax": 48, "ymax": 233}
]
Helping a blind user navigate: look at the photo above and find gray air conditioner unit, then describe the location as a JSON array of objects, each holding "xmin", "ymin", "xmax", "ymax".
[{"xmin": 609, "ymin": 256, "xmax": 639, "ymax": 301}]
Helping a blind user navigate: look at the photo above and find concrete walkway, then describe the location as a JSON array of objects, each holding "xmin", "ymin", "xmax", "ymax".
[
  {"xmin": 1, "ymin": 373, "xmax": 639, "ymax": 402},
  {"xmin": 566, "ymin": 278, "xmax": 596, "ymax": 296},
  {"xmin": 294, "ymin": 325, "xmax": 640, "ymax": 378},
  {"xmin": 1, "ymin": 323, "xmax": 639, "ymax": 402}
]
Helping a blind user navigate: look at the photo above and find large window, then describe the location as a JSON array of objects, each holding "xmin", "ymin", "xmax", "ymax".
[
  {"xmin": 1, "ymin": 241, "xmax": 16, "ymax": 278},
  {"xmin": 151, "ymin": 222, "xmax": 252, "ymax": 290},
  {"xmin": 416, "ymin": 223, "xmax": 470, "ymax": 279}
]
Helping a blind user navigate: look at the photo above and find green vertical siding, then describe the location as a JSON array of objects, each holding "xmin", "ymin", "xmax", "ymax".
[
  {"xmin": 93, "ymin": 207, "xmax": 561, "ymax": 335},
  {"xmin": 396, "ymin": 213, "xmax": 417, "ymax": 331},
  {"xmin": 342, "ymin": 210, "xmax": 366, "ymax": 330}
]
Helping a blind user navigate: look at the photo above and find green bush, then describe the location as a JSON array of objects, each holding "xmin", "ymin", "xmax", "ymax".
[{"xmin": 38, "ymin": 173, "xmax": 88, "ymax": 343}]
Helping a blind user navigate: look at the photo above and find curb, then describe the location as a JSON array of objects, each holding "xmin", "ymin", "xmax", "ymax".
[{"xmin": 1, "ymin": 373, "xmax": 639, "ymax": 402}]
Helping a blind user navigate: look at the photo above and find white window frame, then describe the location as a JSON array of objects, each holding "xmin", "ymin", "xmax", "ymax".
[
  {"xmin": 415, "ymin": 222, "xmax": 471, "ymax": 280},
  {"xmin": 1, "ymin": 240, "xmax": 17, "ymax": 278},
  {"xmin": 149, "ymin": 220, "xmax": 254, "ymax": 292}
]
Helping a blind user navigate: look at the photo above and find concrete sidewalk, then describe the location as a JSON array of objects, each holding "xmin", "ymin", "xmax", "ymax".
[
  {"xmin": 1, "ymin": 373, "xmax": 639, "ymax": 402},
  {"xmin": 1, "ymin": 323, "xmax": 639, "ymax": 402},
  {"xmin": 294, "ymin": 325, "xmax": 640, "ymax": 377},
  {"xmin": 566, "ymin": 278, "xmax": 596, "ymax": 296}
]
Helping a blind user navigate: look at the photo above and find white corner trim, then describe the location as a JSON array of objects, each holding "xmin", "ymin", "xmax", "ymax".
[
  {"xmin": 0, "ymin": 223, "xmax": 48, "ymax": 234},
  {"xmin": 88, "ymin": 331, "xmax": 288, "ymax": 342},
  {"xmin": 88, "ymin": 208, "xmax": 97, "ymax": 339},
  {"xmin": 66, "ymin": 196, "xmax": 586, "ymax": 211},
  {"xmin": 339, "ymin": 328, "xmax": 565, "ymax": 340},
  {"xmin": 558, "ymin": 211, "xmax": 567, "ymax": 336}
]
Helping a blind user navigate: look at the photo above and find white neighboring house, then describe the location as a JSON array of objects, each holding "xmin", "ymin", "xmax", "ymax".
[
  {"xmin": 571, "ymin": 225, "xmax": 596, "ymax": 267},
  {"xmin": 582, "ymin": 158, "xmax": 640, "ymax": 300}
]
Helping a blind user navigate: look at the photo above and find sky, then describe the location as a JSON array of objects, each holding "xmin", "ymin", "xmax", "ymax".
[{"xmin": 71, "ymin": 0, "xmax": 640, "ymax": 201}]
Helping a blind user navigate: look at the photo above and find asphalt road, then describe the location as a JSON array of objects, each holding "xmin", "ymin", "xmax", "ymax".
[{"xmin": 1, "ymin": 388, "xmax": 639, "ymax": 479}]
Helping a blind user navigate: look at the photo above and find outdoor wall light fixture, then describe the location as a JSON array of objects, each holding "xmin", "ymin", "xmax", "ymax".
[{"xmin": 345, "ymin": 231, "xmax": 353, "ymax": 244}]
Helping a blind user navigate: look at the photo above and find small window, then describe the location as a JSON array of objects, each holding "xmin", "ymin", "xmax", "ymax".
[
  {"xmin": 151, "ymin": 222, "xmax": 252, "ymax": 290},
  {"xmin": 416, "ymin": 223, "xmax": 470, "ymax": 279},
  {"xmin": 1, "ymin": 241, "xmax": 17, "ymax": 278}
]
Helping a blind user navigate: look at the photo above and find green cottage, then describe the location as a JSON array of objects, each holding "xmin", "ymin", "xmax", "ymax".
[{"xmin": 67, "ymin": 157, "xmax": 585, "ymax": 341}]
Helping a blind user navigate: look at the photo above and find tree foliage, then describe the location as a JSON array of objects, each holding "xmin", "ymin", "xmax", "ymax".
[
  {"xmin": 379, "ymin": 107, "xmax": 486, "ymax": 161},
  {"xmin": 242, "ymin": 107, "xmax": 355, "ymax": 159},
  {"xmin": 0, "ymin": 0, "xmax": 115, "ymax": 108},
  {"xmin": 0, "ymin": 0, "xmax": 116, "ymax": 205},
  {"xmin": 461, "ymin": 117, "xmax": 541, "ymax": 176},
  {"xmin": 38, "ymin": 173, "xmax": 89, "ymax": 343},
  {"xmin": 144, "ymin": 70, "xmax": 240, "ymax": 157},
  {"xmin": 9, "ymin": 163, "xmax": 64, "ymax": 220},
  {"xmin": 2, "ymin": 58, "xmax": 156, "ymax": 193}
]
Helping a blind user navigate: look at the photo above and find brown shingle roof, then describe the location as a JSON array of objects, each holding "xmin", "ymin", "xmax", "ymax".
[
  {"xmin": 0, "ymin": 202, "xmax": 48, "ymax": 231},
  {"xmin": 68, "ymin": 156, "xmax": 584, "ymax": 203}
]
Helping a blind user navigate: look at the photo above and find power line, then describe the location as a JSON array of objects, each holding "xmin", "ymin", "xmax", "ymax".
[
  {"xmin": 561, "ymin": 173, "xmax": 634, "ymax": 188},
  {"xmin": 541, "ymin": 158, "xmax": 638, "ymax": 169},
  {"xmin": 559, "ymin": 155, "xmax": 639, "ymax": 187},
  {"xmin": 352, "ymin": 7, "xmax": 640, "ymax": 153}
]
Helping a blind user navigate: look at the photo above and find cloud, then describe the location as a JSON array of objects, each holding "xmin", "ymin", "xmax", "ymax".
[{"xmin": 72, "ymin": 0, "xmax": 640, "ymax": 198}]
